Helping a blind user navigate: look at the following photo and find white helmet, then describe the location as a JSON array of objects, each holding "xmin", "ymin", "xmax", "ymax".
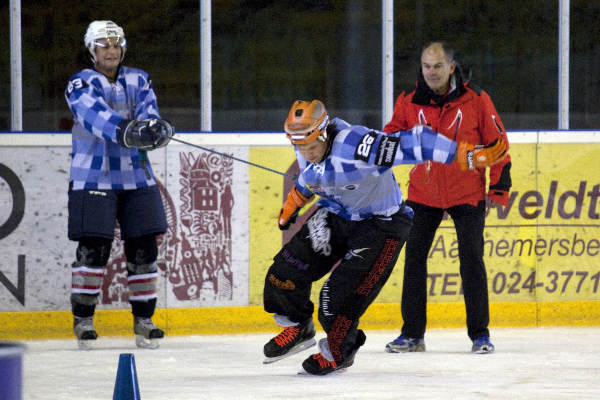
[{"xmin": 84, "ymin": 20, "xmax": 127, "ymax": 63}]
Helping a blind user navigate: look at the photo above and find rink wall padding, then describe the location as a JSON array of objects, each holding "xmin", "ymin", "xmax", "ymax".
[{"xmin": 1, "ymin": 300, "xmax": 600, "ymax": 340}]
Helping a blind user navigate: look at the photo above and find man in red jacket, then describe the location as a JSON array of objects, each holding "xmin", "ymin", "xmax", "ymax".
[{"xmin": 384, "ymin": 42, "xmax": 512, "ymax": 354}]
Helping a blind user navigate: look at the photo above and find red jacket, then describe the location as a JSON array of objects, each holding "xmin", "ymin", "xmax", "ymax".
[{"xmin": 384, "ymin": 73, "xmax": 512, "ymax": 207}]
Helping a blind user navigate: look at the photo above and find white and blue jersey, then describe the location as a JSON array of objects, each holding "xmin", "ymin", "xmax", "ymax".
[
  {"xmin": 294, "ymin": 118, "xmax": 457, "ymax": 221},
  {"xmin": 65, "ymin": 66, "xmax": 161, "ymax": 190}
]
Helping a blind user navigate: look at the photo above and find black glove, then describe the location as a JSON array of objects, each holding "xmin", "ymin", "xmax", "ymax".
[{"xmin": 117, "ymin": 118, "xmax": 174, "ymax": 150}]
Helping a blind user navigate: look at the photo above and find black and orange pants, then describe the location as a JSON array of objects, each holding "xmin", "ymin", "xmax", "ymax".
[{"xmin": 264, "ymin": 206, "xmax": 413, "ymax": 362}]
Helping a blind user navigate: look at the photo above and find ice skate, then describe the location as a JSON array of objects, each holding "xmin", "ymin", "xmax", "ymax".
[
  {"xmin": 300, "ymin": 330, "xmax": 366, "ymax": 375},
  {"xmin": 263, "ymin": 319, "xmax": 316, "ymax": 364},
  {"xmin": 134, "ymin": 317, "xmax": 164, "ymax": 349},
  {"xmin": 385, "ymin": 334, "xmax": 425, "ymax": 353},
  {"xmin": 74, "ymin": 316, "xmax": 98, "ymax": 350},
  {"xmin": 299, "ymin": 353, "xmax": 342, "ymax": 375}
]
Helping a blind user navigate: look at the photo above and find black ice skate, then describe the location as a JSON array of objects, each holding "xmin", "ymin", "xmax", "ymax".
[
  {"xmin": 263, "ymin": 319, "xmax": 316, "ymax": 364},
  {"xmin": 134, "ymin": 317, "xmax": 164, "ymax": 349},
  {"xmin": 300, "ymin": 353, "xmax": 341, "ymax": 375},
  {"xmin": 74, "ymin": 316, "xmax": 98, "ymax": 350},
  {"xmin": 301, "ymin": 329, "xmax": 366, "ymax": 375}
]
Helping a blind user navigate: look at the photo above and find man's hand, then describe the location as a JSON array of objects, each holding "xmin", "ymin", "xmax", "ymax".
[
  {"xmin": 487, "ymin": 189, "xmax": 509, "ymax": 206},
  {"xmin": 146, "ymin": 119, "xmax": 174, "ymax": 149},
  {"xmin": 456, "ymin": 138, "xmax": 507, "ymax": 170},
  {"xmin": 278, "ymin": 187, "xmax": 312, "ymax": 230},
  {"xmin": 117, "ymin": 118, "xmax": 175, "ymax": 150}
]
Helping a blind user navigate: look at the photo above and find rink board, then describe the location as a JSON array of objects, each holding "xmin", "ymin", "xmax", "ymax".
[
  {"xmin": 2, "ymin": 300, "xmax": 600, "ymax": 340},
  {"xmin": 1, "ymin": 131, "xmax": 600, "ymax": 339}
]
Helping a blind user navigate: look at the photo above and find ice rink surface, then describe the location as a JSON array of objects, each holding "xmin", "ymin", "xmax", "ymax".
[{"xmin": 21, "ymin": 327, "xmax": 600, "ymax": 400}]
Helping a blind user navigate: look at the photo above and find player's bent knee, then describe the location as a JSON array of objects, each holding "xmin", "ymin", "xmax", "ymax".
[{"xmin": 264, "ymin": 261, "xmax": 312, "ymax": 294}]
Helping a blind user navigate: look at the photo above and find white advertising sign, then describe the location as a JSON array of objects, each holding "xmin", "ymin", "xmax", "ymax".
[{"xmin": 0, "ymin": 144, "xmax": 249, "ymax": 311}]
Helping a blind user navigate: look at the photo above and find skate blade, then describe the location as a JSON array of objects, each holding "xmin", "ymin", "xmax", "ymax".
[
  {"xmin": 77, "ymin": 339, "xmax": 95, "ymax": 351},
  {"xmin": 263, "ymin": 338, "xmax": 316, "ymax": 364},
  {"xmin": 297, "ymin": 367, "xmax": 348, "ymax": 376},
  {"xmin": 136, "ymin": 335, "xmax": 160, "ymax": 349}
]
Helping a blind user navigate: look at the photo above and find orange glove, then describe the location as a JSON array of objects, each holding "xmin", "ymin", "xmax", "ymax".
[
  {"xmin": 278, "ymin": 187, "xmax": 313, "ymax": 230},
  {"xmin": 456, "ymin": 138, "xmax": 507, "ymax": 170}
]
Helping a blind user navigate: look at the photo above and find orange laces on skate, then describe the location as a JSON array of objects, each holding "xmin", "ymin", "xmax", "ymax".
[
  {"xmin": 312, "ymin": 353, "xmax": 338, "ymax": 369},
  {"xmin": 274, "ymin": 326, "xmax": 301, "ymax": 346}
]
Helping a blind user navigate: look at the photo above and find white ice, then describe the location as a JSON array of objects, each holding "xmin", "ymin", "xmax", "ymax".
[{"xmin": 20, "ymin": 327, "xmax": 600, "ymax": 400}]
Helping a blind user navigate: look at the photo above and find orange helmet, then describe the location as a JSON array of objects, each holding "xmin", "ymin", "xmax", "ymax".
[{"xmin": 284, "ymin": 100, "xmax": 329, "ymax": 145}]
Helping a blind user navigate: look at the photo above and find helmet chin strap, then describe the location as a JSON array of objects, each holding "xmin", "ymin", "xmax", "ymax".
[{"xmin": 316, "ymin": 125, "xmax": 335, "ymax": 163}]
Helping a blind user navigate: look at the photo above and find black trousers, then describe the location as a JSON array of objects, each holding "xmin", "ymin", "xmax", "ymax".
[
  {"xmin": 264, "ymin": 207, "xmax": 412, "ymax": 362},
  {"xmin": 401, "ymin": 200, "xmax": 490, "ymax": 341}
]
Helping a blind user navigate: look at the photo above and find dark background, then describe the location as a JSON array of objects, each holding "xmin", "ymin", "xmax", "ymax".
[{"xmin": 0, "ymin": 0, "xmax": 598, "ymax": 132}]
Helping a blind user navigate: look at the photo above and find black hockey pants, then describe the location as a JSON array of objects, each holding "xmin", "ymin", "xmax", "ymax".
[
  {"xmin": 264, "ymin": 207, "xmax": 412, "ymax": 363},
  {"xmin": 401, "ymin": 200, "xmax": 490, "ymax": 341}
]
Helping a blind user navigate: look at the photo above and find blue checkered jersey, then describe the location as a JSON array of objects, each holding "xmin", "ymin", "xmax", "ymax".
[
  {"xmin": 65, "ymin": 66, "xmax": 161, "ymax": 190},
  {"xmin": 294, "ymin": 118, "xmax": 457, "ymax": 220}
]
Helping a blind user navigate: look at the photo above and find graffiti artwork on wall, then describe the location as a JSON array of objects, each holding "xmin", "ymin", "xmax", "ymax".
[
  {"xmin": 100, "ymin": 151, "xmax": 235, "ymax": 305},
  {"xmin": 170, "ymin": 151, "xmax": 234, "ymax": 301}
]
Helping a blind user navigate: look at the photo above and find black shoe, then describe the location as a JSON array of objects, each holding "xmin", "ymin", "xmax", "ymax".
[
  {"xmin": 263, "ymin": 319, "xmax": 316, "ymax": 364},
  {"xmin": 301, "ymin": 353, "xmax": 339, "ymax": 375},
  {"xmin": 301, "ymin": 329, "xmax": 366, "ymax": 375}
]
